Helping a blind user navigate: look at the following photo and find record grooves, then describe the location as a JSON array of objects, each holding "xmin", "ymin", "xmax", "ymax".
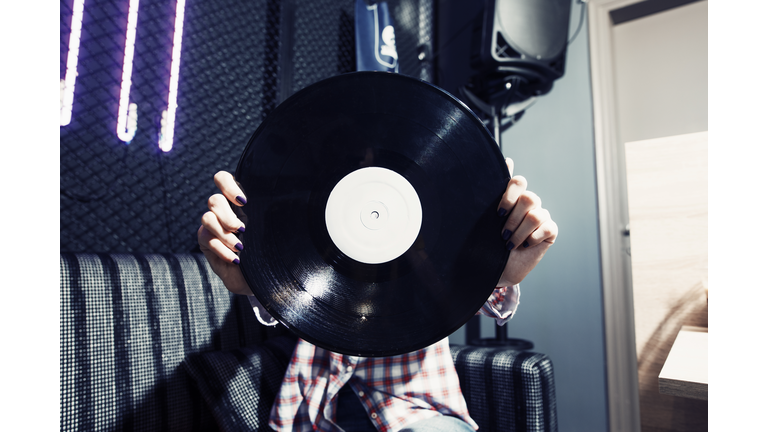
[{"xmin": 235, "ymin": 71, "xmax": 511, "ymax": 357}]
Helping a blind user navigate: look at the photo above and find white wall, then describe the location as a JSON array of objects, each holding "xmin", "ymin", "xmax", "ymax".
[{"xmin": 613, "ymin": 1, "xmax": 708, "ymax": 144}]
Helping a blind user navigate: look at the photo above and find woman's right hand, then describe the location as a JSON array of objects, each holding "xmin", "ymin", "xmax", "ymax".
[{"xmin": 197, "ymin": 171, "xmax": 253, "ymax": 295}]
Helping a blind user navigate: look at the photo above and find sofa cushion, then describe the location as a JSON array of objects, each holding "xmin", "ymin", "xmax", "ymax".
[
  {"xmin": 59, "ymin": 253, "xmax": 288, "ymax": 431},
  {"xmin": 182, "ymin": 335, "xmax": 297, "ymax": 432},
  {"xmin": 450, "ymin": 345, "xmax": 558, "ymax": 431}
]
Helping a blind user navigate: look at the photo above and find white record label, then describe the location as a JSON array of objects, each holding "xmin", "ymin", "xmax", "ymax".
[{"xmin": 325, "ymin": 167, "xmax": 422, "ymax": 264}]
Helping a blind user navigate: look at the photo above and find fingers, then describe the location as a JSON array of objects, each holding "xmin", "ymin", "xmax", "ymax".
[
  {"xmin": 214, "ymin": 171, "xmax": 247, "ymax": 207},
  {"xmin": 527, "ymin": 216, "xmax": 558, "ymax": 247},
  {"xmin": 202, "ymin": 204, "xmax": 243, "ymax": 246},
  {"xmin": 502, "ymin": 204, "xmax": 558, "ymax": 251},
  {"xmin": 496, "ymin": 166, "xmax": 558, "ymax": 250},
  {"xmin": 208, "ymin": 193, "xmax": 245, "ymax": 233},
  {"xmin": 199, "ymin": 171, "xmax": 254, "ymax": 296},
  {"xmin": 497, "ymin": 175, "xmax": 528, "ymax": 218},
  {"xmin": 201, "ymin": 172, "xmax": 247, "ymax": 265},
  {"xmin": 511, "ymin": 207, "xmax": 558, "ymax": 250},
  {"xmin": 502, "ymin": 190, "xmax": 540, "ymax": 247},
  {"xmin": 198, "ymin": 225, "xmax": 241, "ymax": 264},
  {"xmin": 198, "ymin": 226, "xmax": 253, "ymax": 295}
]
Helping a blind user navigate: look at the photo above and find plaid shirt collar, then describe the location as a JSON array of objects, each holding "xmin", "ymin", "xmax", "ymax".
[
  {"xmin": 266, "ymin": 285, "xmax": 520, "ymax": 431},
  {"xmin": 269, "ymin": 337, "xmax": 478, "ymax": 432}
]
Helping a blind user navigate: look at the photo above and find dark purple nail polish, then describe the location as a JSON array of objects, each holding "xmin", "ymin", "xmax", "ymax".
[
  {"xmin": 237, "ymin": 226, "xmax": 245, "ymax": 233},
  {"xmin": 235, "ymin": 242, "xmax": 244, "ymax": 251},
  {"xmin": 502, "ymin": 229, "xmax": 512, "ymax": 241},
  {"xmin": 506, "ymin": 241, "xmax": 515, "ymax": 251},
  {"xmin": 232, "ymin": 258, "xmax": 240, "ymax": 265},
  {"xmin": 523, "ymin": 240, "xmax": 529, "ymax": 248},
  {"xmin": 236, "ymin": 196, "xmax": 247, "ymax": 205},
  {"xmin": 497, "ymin": 208, "xmax": 508, "ymax": 217}
]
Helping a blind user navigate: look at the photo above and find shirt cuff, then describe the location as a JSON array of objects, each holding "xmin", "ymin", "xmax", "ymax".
[
  {"xmin": 478, "ymin": 284, "xmax": 520, "ymax": 326},
  {"xmin": 247, "ymin": 295, "xmax": 279, "ymax": 326}
]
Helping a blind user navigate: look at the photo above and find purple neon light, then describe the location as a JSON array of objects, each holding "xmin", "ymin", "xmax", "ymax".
[
  {"xmin": 116, "ymin": 0, "xmax": 140, "ymax": 142},
  {"xmin": 61, "ymin": 0, "xmax": 85, "ymax": 126},
  {"xmin": 158, "ymin": 0, "xmax": 187, "ymax": 152}
]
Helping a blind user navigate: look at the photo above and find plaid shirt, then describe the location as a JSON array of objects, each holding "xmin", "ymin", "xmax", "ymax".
[{"xmin": 248, "ymin": 285, "xmax": 520, "ymax": 431}]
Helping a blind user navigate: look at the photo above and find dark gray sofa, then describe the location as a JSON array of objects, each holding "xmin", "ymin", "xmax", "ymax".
[{"xmin": 60, "ymin": 253, "xmax": 557, "ymax": 431}]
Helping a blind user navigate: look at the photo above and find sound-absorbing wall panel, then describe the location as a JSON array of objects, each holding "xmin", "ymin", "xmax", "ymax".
[{"xmin": 61, "ymin": 0, "xmax": 434, "ymax": 254}]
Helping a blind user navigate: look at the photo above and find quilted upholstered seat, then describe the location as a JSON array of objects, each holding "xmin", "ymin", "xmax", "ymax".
[{"xmin": 60, "ymin": 253, "xmax": 557, "ymax": 431}]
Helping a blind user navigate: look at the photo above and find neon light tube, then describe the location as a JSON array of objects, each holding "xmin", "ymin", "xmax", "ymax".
[
  {"xmin": 116, "ymin": 0, "xmax": 140, "ymax": 142},
  {"xmin": 158, "ymin": 0, "xmax": 186, "ymax": 152},
  {"xmin": 61, "ymin": 0, "xmax": 85, "ymax": 126}
]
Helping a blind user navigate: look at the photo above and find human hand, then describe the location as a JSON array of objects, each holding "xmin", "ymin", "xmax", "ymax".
[
  {"xmin": 197, "ymin": 171, "xmax": 253, "ymax": 295},
  {"xmin": 496, "ymin": 158, "xmax": 558, "ymax": 286}
]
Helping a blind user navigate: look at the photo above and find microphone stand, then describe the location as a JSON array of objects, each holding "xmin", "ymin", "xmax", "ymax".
[{"xmin": 458, "ymin": 80, "xmax": 535, "ymax": 351}]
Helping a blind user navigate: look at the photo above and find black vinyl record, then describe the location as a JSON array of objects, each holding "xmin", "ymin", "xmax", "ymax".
[{"xmin": 235, "ymin": 71, "xmax": 511, "ymax": 357}]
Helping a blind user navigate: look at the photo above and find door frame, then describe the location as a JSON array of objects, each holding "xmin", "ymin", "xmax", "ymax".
[{"xmin": 587, "ymin": 1, "xmax": 643, "ymax": 430}]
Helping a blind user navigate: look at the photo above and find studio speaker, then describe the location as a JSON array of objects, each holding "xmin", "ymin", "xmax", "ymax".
[
  {"xmin": 470, "ymin": 0, "xmax": 572, "ymax": 94},
  {"xmin": 472, "ymin": 0, "xmax": 571, "ymax": 80}
]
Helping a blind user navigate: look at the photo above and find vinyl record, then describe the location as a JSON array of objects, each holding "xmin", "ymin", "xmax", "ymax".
[{"xmin": 235, "ymin": 71, "xmax": 511, "ymax": 357}]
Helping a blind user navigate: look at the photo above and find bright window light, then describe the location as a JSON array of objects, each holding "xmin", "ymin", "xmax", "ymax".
[
  {"xmin": 61, "ymin": 0, "xmax": 86, "ymax": 126},
  {"xmin": 116, "ymin": 0, "xmax": 140, "ymax": 143},
  {"xmin": 158, "ymin": 0, "xmax": 187, "ymax": 152}
]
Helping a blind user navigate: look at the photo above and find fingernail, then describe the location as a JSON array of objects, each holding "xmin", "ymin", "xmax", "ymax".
[
  {"xmin": 502, "ymin": 229, "xmax": 512, "ymax": 241},
  {"xmin": 237, "ymin": 226, "xmax": 245, "ymax": 233},
  {"xmin": 506, "ymin": 241, "xmax": 515, "ymax": 251},
  {"xmin": 236, "ymin": 196, "xmax": 247, "ymax": 205},
  {"xmin": 497, "ymin": 208, "xmax": 508, "ymax": 217},
  {"xmin": 232, "ymin": 258, "xmax": 240, "ymax": 265},
  {"xmin": 235, "ymin": 242, "xmax": 244, "ymax": 251},
  {"xmin": 523, "ymin": 240, "xmax": 529, "ymax": 248}
]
